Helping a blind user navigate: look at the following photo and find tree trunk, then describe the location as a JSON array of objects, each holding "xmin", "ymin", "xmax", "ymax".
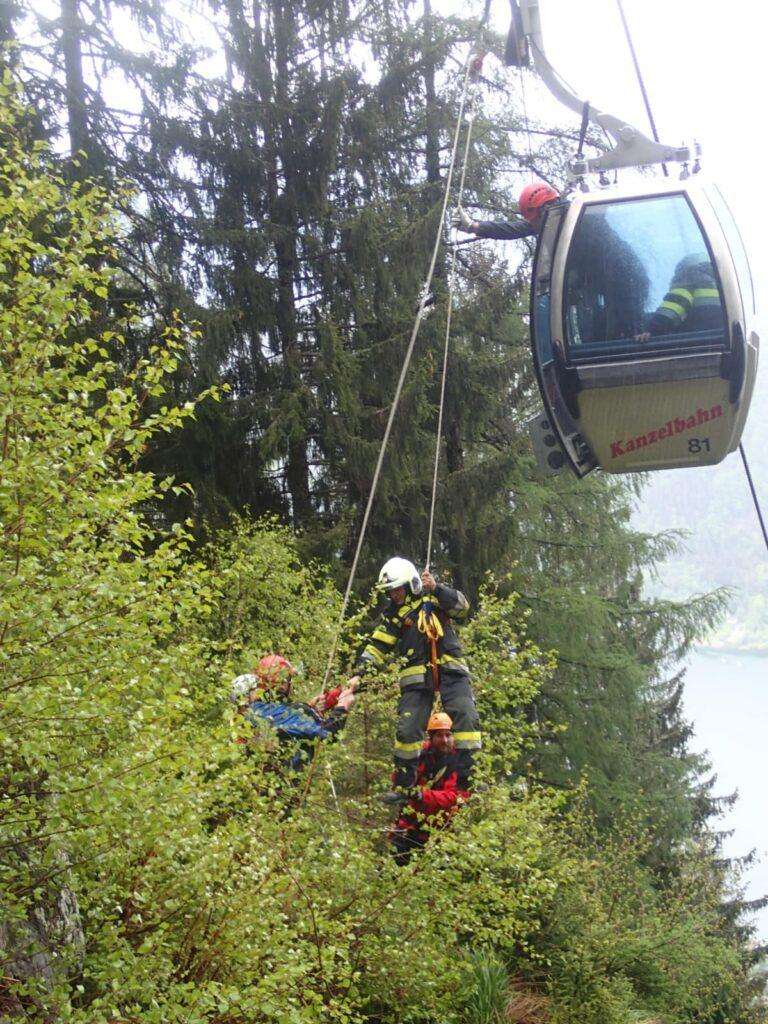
[
  {"xmin": 0, "ymin": 846, "xmax": 84, "ymax": 1022},
  {"xmin": 60, "ymin": 0, "xmax": 90, "ymax": 166},
  {"xmin": 252, "ymin": 0, "xmax": 311, "ymax": 526}
]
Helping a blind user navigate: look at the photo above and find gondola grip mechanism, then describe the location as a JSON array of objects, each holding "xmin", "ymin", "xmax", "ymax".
[{"xmin": 510, "ymin": 0, "xmax": 692, "ymax": 176}]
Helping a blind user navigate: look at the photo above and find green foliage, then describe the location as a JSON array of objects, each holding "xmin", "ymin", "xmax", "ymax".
[
  {"xmin": 0, "ymin": 42, "xmax": 763, "ymax": 1024},
  {"xmin": 461, "ymin": 951, "xmax": 512, "ymax": 1024}
]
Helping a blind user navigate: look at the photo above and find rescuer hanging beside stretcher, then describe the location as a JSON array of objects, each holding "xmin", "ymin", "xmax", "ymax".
[
  {"xmin": 231, "ymin": 654, "xmax": 356, "ymax": 771},
  {"xmin": 353, "ymin": 558, "xmax": 481, "ymax": 795},
  {"xmin": 389, "ymin": 711, "xmax": 470, "ymax": 865}
]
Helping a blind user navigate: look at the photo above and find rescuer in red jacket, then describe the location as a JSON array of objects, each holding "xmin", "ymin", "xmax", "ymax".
[{"xmin": 389, "ymin": 711, "xmax": 471, "ymax": 865}]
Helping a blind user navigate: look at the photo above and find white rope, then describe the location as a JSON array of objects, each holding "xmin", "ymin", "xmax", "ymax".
[
  {"xmin": 424, "ymin": 85, "xmax": 480, "ymax": 572},
  {"xmin": 326, "ymin": 763, "xmax": 345, "ymax": 827},
  {"xmin": 321, "ymin": 44, "xmax": 480, "ymax": 690}
]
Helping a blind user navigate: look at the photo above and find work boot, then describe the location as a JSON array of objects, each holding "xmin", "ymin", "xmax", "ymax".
[{"xmin": 378, "ymin": 791, "xmax": 407, "ymax": 806}]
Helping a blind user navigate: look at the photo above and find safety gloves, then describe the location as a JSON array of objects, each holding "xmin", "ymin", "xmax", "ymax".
[{"xmin": 451, "ymin": 205, "xmax": 476, "ymax": 232}]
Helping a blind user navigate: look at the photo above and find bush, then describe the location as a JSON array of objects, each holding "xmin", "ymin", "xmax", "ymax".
[{"xmin": 0, "ymin": 77, "xmax": 760, "ymax": 1024}]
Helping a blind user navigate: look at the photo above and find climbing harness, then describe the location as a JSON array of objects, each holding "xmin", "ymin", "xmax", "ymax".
[{"xmin": 417, "ymin": 601, "xmax": 444, "ymax": 692}]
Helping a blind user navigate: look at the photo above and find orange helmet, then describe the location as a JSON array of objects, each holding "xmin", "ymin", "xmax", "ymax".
[
  {"xmin": 427, "ymin": 711, "xmax": 453, "ymax": 732},
  {"xmin": 256, "ymin": 654, "xmax": 296, "ymax": 685},
  {"xmin": 519, "ymin": 181, "xmax": 559, "ymax": 225}
]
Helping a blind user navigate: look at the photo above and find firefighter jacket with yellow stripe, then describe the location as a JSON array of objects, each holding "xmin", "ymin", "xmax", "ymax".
[
  {"xmin": 648, "ymin": 259, "xmax": 723, "ymax": 336},
  {"xmin": 357, "ymin": 584, "xmax": 470, "ymax": 688}
]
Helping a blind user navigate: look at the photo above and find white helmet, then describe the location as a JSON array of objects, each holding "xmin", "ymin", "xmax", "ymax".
[
  {"xmin": 377, "ymin": 557, "xmax": 422, "ymax": 596},
  {"xmin": 230, "ymin": 672, "xmax": 258, "ymax": 705}
]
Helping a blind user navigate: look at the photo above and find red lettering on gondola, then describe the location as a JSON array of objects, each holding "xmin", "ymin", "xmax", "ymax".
[{"xmin": 610, "ymin": 404, "xmax": 723, "ymax": 458}]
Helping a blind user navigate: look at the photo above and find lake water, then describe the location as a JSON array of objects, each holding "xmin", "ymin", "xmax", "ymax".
[{"xmin": 684, "ymin": 647, "xmax": 768, "ymax": 938}]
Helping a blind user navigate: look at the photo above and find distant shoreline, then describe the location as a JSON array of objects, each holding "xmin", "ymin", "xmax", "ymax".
[{"xmin": 695, "ymin": 644, "xmax": 768, "ymax": 658}]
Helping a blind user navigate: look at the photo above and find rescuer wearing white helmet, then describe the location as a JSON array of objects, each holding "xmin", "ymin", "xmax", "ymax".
[{"xmin": 354, "ymin": 557, "xmax": 481, "ymax": 793}]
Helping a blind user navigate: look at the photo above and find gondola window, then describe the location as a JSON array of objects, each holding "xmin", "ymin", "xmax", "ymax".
[{"xmin": 563, "ymin": 194, "xmax": 727, "ymax": 360}]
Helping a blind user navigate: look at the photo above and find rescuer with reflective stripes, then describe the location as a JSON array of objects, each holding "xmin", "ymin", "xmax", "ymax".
[
  {"xmin": 389, "ymin": 711, "xmax": 470, "ymax": 865},
  {"xmin": 452, "ymin": 181, "xmax": 561, "ymax": 240},
  {"xmin": 638, "ymin": 252, "xmax": 723, "ymax": 340},
  {"xmin": 355, "ymin": 557, "xmax": 481, "ymax": 792}
]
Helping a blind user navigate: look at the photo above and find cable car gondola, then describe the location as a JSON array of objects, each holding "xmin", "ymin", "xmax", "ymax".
[{"xmin": 509, "ymin": 1, "xmax": 759, "ymax": 476}]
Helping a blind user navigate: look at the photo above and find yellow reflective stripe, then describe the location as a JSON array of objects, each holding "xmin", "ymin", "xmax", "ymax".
[
  {"xmin": 660, "ymin": 299, "xmax": 688, "ymax": 319},
  {"xmin": 397, "ymin": 600, "xmax": 420, "ymax": 619},
  {"xmin": 371, "ymin": 629, "xmax": 397, "ymax": 645},
  {"xmin": 453, "ymin": 731, "xmax": 482, "ymax": 742},
  {"xmin": 362, "ymin": 646, "xmax": 385, "ymax": 664},
  {"xmin": 400, "ymin": 665, "xmax": 426, "ymax": 679},
  {"xmin": 438, "ymin": 655, "xmax": 469, "ymax": 670},
  {"xmin": 693, "ymin": 288, "xmax": 719, "ymax": 298},
  {"xmin": 394, "ymin": 740, "xmax": 423, "ymax": 753}
]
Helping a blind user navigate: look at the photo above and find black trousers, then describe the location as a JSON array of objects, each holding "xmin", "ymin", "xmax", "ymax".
[
  {"xmin": 393, "ymin": 674, "xmax": 481, "ymax": 788},
  {"xmin": 389, "ymin": 827, "xmax": 427, "ymax": 866}
]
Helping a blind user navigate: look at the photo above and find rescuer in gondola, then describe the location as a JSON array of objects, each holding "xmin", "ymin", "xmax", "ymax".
[
  {"xmin": 389, "ymin": 711, "xmax": 471, "ymax": 865},
  {"xmin": 457, "ymin": 181, "xmax": 650, "ymax": 344},
  {"xmin": 636, "ymin": 252, "xmax": 723, "ymax": 341},
  {"xmin": 353, "ymin": 558, "xmax": 481, "ymax": 795},
  {"xmin": 452, "ymin": 180, "xmax": 560, "ymax": 240},
  {"xmin": 231, "ymin": 654, "xmax": 356, "ymax": 771}
]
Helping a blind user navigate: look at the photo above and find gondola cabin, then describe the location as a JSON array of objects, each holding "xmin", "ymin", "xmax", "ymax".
[{"xmin": 530, "ymin": 179, "xmax": 758, "ymax": 476}]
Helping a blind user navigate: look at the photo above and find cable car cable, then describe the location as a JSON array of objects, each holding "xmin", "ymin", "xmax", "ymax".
[
  {"xmin": 614, "ymin": 0, "xmax": 668, "ymax": 176},
  {"xmin": 615, "ymin": 0, "xmax": 768, "ymax": 554},
  {"xmin": 739, "ymin": 443, "xmax": 768, "ymax": 554}
]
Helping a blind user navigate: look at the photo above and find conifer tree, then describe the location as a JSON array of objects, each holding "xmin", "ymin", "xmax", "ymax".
[{"xmin": 6, "ymin": 0, "xmax": 752, "ymax": 905}]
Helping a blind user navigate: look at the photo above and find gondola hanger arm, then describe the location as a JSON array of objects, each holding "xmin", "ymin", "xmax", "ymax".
[{"xmin": 511, "ymin": 0, "xmax": 691, "ymax": 177}]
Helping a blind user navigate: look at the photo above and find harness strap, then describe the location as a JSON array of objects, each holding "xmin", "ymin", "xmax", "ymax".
[
  {"xmin": 417, "ymin": 602, "xmax": 444, "ymax": 692},
  {"xmin": 423, "ymin": 764, "xmax": 448, "ymax": 790}
]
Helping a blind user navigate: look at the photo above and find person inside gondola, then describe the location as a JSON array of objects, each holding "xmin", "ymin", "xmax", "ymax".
[
  {"xmin": 454, "ymin": 183, "xmax": 650, "ymax": 348},
  {"xmin": 635, "ymin": 252, "xmax": 723, "ymax": 343}
]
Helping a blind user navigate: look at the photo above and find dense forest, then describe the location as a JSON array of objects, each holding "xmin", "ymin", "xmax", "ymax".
[{"xmin": 0, "ymin": 0, "xmax": 766, "ymax": 1020}]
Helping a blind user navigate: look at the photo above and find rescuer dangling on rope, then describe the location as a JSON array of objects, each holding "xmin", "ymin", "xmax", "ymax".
[
  {"xmin": 231, "ymin": 654, "xmax": 356, "ymax": 771},
  {"xmin": 389, "ymin": 711, "xmax": 471, "ymax": 865},
  {"xmin": 353, "ymin": 558, "xmax": 481, "ymax": 795}
]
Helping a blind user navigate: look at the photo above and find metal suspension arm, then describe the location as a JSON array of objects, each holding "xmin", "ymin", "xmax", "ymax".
[{"xmin": 514, "ymin": 0, "xmax": 690, "ymax": 176}]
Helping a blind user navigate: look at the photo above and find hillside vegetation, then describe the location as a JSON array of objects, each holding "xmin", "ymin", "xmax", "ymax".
[{"xmin": 0, "ymin": 71, "xmax": 764, "ymax": 1022}]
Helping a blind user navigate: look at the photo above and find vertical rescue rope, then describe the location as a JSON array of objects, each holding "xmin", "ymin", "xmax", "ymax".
[
  {"xmin": 424, "ymin": 66, "xmax": 482, "ymax": 572},
  {"xmin": 298, "ymin": 11, "xmax": 491, "ymax": 812},
  {"xmin": 319, "ymin": 6, "xmax": 490, "ymax": 693}
]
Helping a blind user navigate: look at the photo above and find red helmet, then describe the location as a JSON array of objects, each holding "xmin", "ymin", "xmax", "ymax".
[
  {"xmin": 519, "ymin": 181, "xmax": 559, "ymax": 225},
  {"xmin": 256, "ymin": 654, "xmax": 296, "ymax": 685}
]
